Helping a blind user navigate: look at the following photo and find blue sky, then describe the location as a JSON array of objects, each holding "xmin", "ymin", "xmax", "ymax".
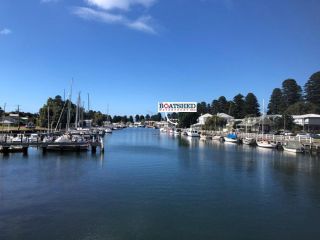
[{"xmin": 0, "ymin": 0, "xmax": 319, "ymax": 116}]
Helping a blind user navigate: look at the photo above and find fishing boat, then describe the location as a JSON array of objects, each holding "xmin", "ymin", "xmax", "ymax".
[
  {"xmin": 283, "ymin": 142, "xmax": 304, "ymax": 153},
  {"xmin": 186, "ymin": 129, "xmax": 200, "ymax": 137},
  {"xmin": 224, "ymin": 133, "xmax": 238, "ymax": 143},
  {"xmin": 256, "ymin": 140, "xmax": 277, "ymax": 148}
]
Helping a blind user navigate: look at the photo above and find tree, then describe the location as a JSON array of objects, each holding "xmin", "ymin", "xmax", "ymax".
[
  {"xmin": 268, "ymin": 88, "xmax": 284, "ymax": 114},
  {"xmin": 244, "ymin": 93, "xmax": 260, "ymax": 116},
  {"xmin": 304, "ymin": 71, "xmax": 320, "ymax": 107},
  {"xmin": 145, "ymin": 114, "xmax": 151, "ymax": 121},
  {"xmin": 217, "ymin": 96, "xmax": 228, "ymax": 113},
  {"xmin": 210, "ymin": 100, "xmax": 219, "ymax": 114},
  {"xmin": 230, "ymin": 94, "xmax": 245, "ymax": 119},
  {"xmin": 128, "ymin": 115, "xmax": 134, "ymax": 123},
  {"xmin": 282, "ymin": 79, "xmax": 302, "ymax": 108},
  {"xmin": 178, "ymin": 112, "xmax": 199, "ymax": 128},
  {"xmin": 203, "ymin": 116, "xmax": 226, "ymax": 130},
  {"xmin": 285, "ymin": 102, "xmax": 320, "ymax": 115},
  {"xmin": 273, "ymin": 114, "xmax": 295, "ymax": 131},
  {"xmin": 198, "ymin": 101, "xmax": 209, "ymax": 114},
  {"xmin": 135, "ymin": 114, "xmax": 140, "ymax": 122}
]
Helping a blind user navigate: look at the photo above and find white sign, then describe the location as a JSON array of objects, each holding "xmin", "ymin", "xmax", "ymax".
[{"xmin": 158, "ymin": 102, "xmax": 197, "ymax": 113}]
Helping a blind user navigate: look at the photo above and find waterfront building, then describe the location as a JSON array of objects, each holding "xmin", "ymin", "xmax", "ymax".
[{"xmin": 292, "ymin": 114, "xmax": 320, "ymax": 131}]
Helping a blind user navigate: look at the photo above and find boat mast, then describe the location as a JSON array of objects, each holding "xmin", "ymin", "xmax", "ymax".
[{"xmin": 66, "ymin": 79, "xmax": 73, "ymax": 132}]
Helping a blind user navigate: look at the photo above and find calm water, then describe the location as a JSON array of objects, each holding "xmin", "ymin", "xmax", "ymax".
[{"xmin": 1, "ymin": 128, "xmax": 320, "ymax": 240}]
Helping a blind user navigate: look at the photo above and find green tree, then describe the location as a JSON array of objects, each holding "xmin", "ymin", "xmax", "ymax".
[
  {"xmin": 230, "ymin": 94, "xmax": 245, "ymax": 119},
  {"xmin": 304, "ymin": 71, "xmax": 320, "ymax": 107},
  {"xmin": 135, "ymin": 114, "xmax": 140, "ymax": 122},
  {"xmin": 145, "ymin": 114, "xmax": 151, "ymax": 121},
  {"xmin": 178, "ymin": 112, "xmax": 199, "ymax": 128},
  {"xmin": 198, "ymin": 101, "xmax": 209, "ymax": 114},
  {"xmin": 217, "ymin": 96, "xmax": 228, "ymax": 113},
  {"xmin": 128, "ymin": 115, "xmax": 134, "ymax": 123},
  {"xmin": 273, "ymin": 114, "xmax": 295, "ymax": 131},
  {"xmin": 210, "ymin": 100, "xmax": 219, "ymax": 114},
  {"xmin": 282, "ymin": 79, "xmax": 302, "ymax": 108},
  {"xmin": 268, "ymin": 88, "xmax": 284, "ymax": 114},
  {"xmin": 285, "ymin": 102, "xmax": 320, "ymax": 115},
  {"xmin": 244, "ymin": 93, "xmax": 260, "ymax": 116},
  {"xmin": 203, "ymin": 116, "xmax": 226, "ymax": 130}
]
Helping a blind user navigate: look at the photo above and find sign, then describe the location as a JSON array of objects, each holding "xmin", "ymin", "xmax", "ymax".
[{"xmin": 158, "ymin": 102, "xmax": 197, "ymax": 113}]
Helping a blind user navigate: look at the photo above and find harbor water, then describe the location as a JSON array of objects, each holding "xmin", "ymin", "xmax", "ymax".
[{"xmin": 1, "ymin": 128, "xmax": 320, "ymax": 240}]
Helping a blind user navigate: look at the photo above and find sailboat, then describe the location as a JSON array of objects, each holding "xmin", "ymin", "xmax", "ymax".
[{"xmin": 256, "ymin": 100, "xmax": 277, "ymax": 149}]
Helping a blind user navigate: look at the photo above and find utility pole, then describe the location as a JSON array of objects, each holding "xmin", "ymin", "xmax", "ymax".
[{"xmin": 87, "ymin": 93, "xmax": 90, "ymax": 112}]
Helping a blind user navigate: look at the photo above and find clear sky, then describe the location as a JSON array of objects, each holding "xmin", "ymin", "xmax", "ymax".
[{"xmin": 0, "ymin": 0, "xmax": 319, "ymax": 116}]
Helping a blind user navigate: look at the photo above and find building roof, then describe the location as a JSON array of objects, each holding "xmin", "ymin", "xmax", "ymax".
[
  {"xmin": 217, "ymin": 113, "xmax": 234, "ymax": 119},
  {"xmin": 199, "ymin": 113, "xmax": 213, "ymax": 118},
  {"xmin": 292, "ymin": 114, "xmax": 320, "ymax": 119}
]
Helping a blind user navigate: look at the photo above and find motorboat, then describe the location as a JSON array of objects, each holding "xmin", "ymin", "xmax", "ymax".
[
  {"xmin": 283, "ymin": 142, "xmax": 304, "ymax": 153},
  {"xmin": 12, "ymin": 134, "xmax": 28, "ymax": 143},
  {"xmin": 186, "ymin": 129, "xmax": 200, "ymax": 137},
  {"xmin": 224, "ymin": 133, "xmax": 238, "ymax": 143},
  {"xmin": 28, "ymin": 133, "xmax": 39, "ymax": 143},
  {"xmin": 256, "ymin": 140, "xmax": 277, "ymax": 148},
  {"xmin": 174, "ymin": 129, "xmax": 181, "ymax": 136},
  {"xmin": 243, "ymin": 137, "xmax": 255, "ymax": 146},
  {"xmin": 105, "ymin": 128, "xmax": 112, "ymax": 134},
  {"xmin": 212, "ymin": 135, "xmax": 222, "ymax": 141}
]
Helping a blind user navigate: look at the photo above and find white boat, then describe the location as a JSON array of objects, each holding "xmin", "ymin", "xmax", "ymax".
[
  {"xmin": 45, "ymin": 134, "xmax": 89, "ymax": 151},
  {"xmin": 243, "ymin": 137, "xmax": 255, "ymax": 145},
  {"xmin": 12, "ymin": 134, "xmax": 28, "ymax": 143},
  {"xmin": 28, "ymin": 133, "xmax": 39, "ymax": 143},
  {"xmin": 105, "ymin": 128, "xmax": 112, "ymax": 134},
  {"xmin": 174, "ymin": 129, "xmax": 181, "ymax": 136},
  {"xmin": 186, "ymin": 129, "xmax": 200, "ymax": 137},
  {"xmin": 160, "ymin": 128, "xmax": 167, "ymax": 133},
  {"xmin": 200, "ymin": 134, "xmax": 211, "ymax": 140},
  {"xmin": 283, "ymin": 142, "xmax": 304, "ymax": 153},
  {"xmin": 256, "ymin": 140, "xmax": 277, "ymax": 148},
  {"xmin": 212, "ymin": 135, "xmax": 222, "ymax": 141}
]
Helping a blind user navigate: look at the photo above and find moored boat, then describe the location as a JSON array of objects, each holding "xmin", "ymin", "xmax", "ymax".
[
  {"xmin": 283, "ymin": 142, "xmax": 304, "ymax": 153},
  {"xmin": 243, "ymin": 137, "xmax": 255, "ymax": 146},
  {"xmin": 256, "ymin": 140, "xmax": 277, "ymax": 148},
  {"xmin": 186, "ymin": 129, "xmax": 200, "ymax": 137},
  {"xmin": 224, "ymin": 133, "xmax": 238, "ymax": 143}
]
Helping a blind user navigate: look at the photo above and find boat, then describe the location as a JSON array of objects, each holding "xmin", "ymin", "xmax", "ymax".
[
  {"xmin": 224, "ymin": 133, "xmax": 238, "ymax": 143},
  {"xmin": 200, "ymin": 133, "xmax": 211, "ymax": 140},
  {"xmin": 45, "ymin": 134, "xmax": 89, "ymax": 151},
  {"xmin": 186, "ymin": 129, "xmax": 200, "ymax": 137},
  {"xmin": 256, "ymin": 140, "xmax": 277, "ymax": 148},
  {"xmin": 174, "ymin": 129, "xmax": 181, "ymax": 136},
  {"xmin": 212, "ymin": 135, "xmax": 222, "ymax": 141},
  {"xmin": 243, "ymin": 137, "xmax": 255, "ymax": 146},
  {"xmin": 28, "ymin": 133, "xmax": 39, "ymax": 143},
  {"xmin": 283, "ymin": 142, "xmax": 304, "ymax": 153},
  {"xmin": 105, "ymin": 128, "xmax": 112, "ymax": 134},
  {"xmin": 12, "ymin": 134, "xmax": 28, "ymax": 143}
]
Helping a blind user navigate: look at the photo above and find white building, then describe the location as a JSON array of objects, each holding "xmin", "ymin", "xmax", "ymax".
[
  {"xmin": 292, "ymin": 114, "xmax": 320, "ymax": 131},
  {"xmin": 198, "ymin": 113, "xmax": 213, "ymax": 125}
]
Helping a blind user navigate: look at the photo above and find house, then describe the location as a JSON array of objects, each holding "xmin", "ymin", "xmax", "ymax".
[{"xmin": 292, "ymin": 114, "xmax": 320, "ymax": 131}]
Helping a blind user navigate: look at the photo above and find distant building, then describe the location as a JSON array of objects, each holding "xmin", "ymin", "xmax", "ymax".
[{"xmin": 292, "ymin": 114, "xmax": 320, "ymax": 131}]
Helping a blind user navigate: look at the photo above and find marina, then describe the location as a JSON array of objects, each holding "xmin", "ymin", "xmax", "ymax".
[{"xmin": 1, "ymin": 128, "xmax": 320, "ymax": 240}]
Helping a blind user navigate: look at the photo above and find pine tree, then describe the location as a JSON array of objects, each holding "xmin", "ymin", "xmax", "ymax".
[
  {"xmin": 304, "ymin": 71, "xmax": 320, "ymax": 106},
  {"xmin": 244, "ymin": 93, "xmax": 260, "ymax": 116},
  {"xmin": 282, "ymin": 79, "xmax": 302, "ymax": 108},
  {"xmin": 217, "ymin": 96, "xmax": 228, "ymax": 113},
  {"xmin": 268, "ymin": 88, "xmax": 284, "ymax": 114},
  {"xmin": 230, "ymin": 94, "xmax": 245, "ymax": 119}
]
